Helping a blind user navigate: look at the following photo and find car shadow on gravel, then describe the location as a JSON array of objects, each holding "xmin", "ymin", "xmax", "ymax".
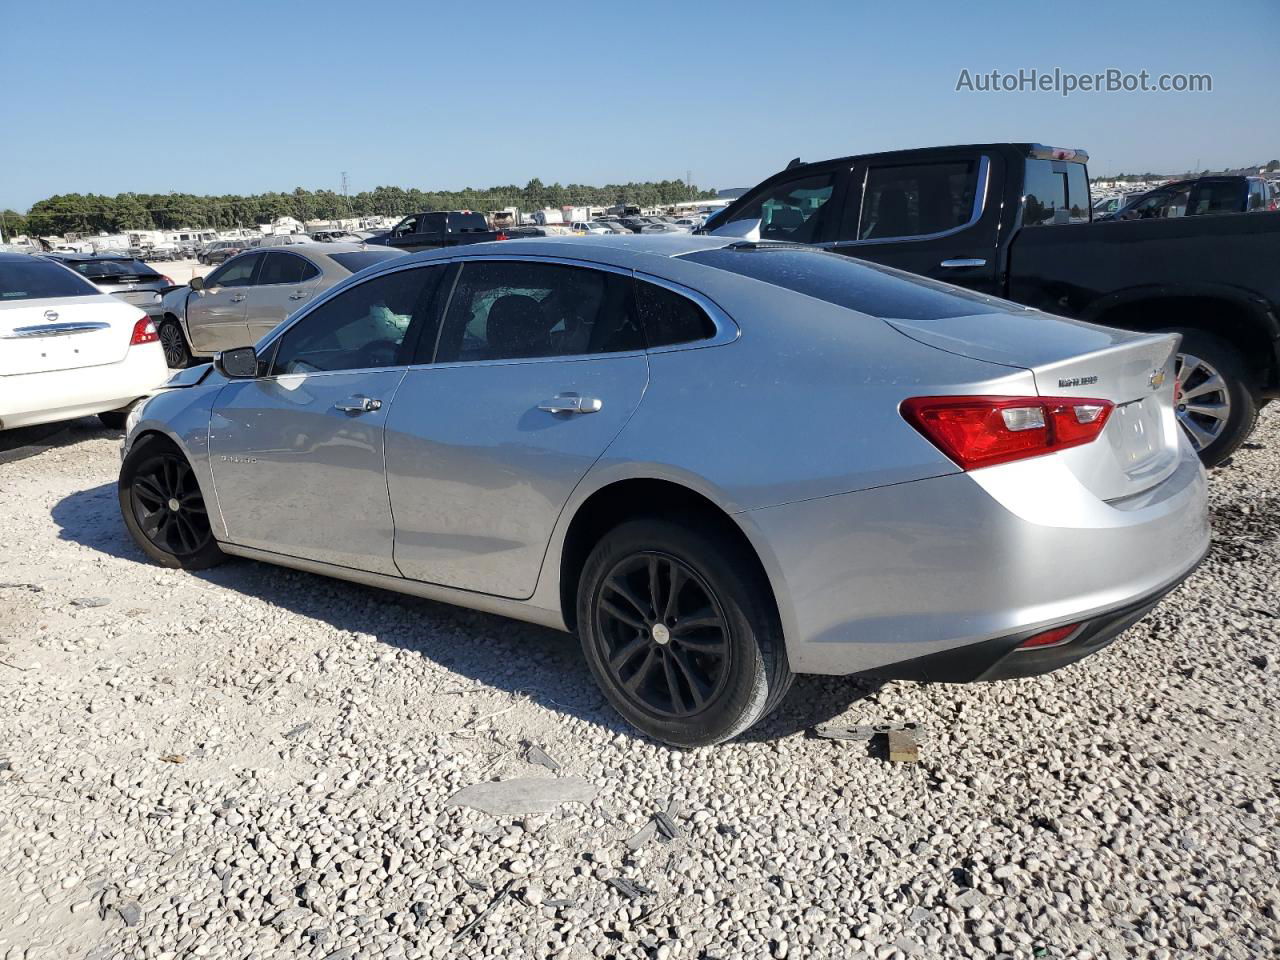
[
  {"xmin": 0, "ymin": 416, "xmax": 123, "ymax": 465},
  {"xmin": 53, "ymin": 482, "xmax": 884, "ymax": 744}
]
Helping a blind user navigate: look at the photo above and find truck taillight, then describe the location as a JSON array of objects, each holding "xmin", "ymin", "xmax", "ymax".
[
  {"xmin": 900, "ymin": 395, "xmax": 1114, "ymax": 470},
  {"xmin": 495, "ymin": 232, "xmax": 509, "ymax": 241},
  {"xmin": 130, "ymin": 316, "xmax": 159, "ymax": 345}
]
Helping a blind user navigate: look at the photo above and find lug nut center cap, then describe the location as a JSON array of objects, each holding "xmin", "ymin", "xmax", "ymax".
[
  {"xmin": 168, "ymin": 497, "xmax": 181, "ymax": 512},
  {"xmin": 651, "ymin": 623, "xmax": 671, "ymax": 645}
]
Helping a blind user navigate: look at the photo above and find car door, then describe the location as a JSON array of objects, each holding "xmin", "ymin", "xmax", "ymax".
[
  {"xmin": 186, "ymin": 253, "xmax": 261, "ymax": 354},
  {"xmin": 246, "ymin": 251, "xmax": 324, "ymax": 343},
  {"xmin": 385, "ymin": 257, "xmax": 649, "ymax": 598},
  {"xmin": 825, "ymin": 151, "xmax": 1003, "ymax": 294},
  {"xmin": 208, "ymin": 263, "xmax": 446, "ymax": 574}
]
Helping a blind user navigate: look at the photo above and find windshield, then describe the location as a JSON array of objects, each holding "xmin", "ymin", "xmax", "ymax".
[
  {"xmin": 329, "ymin": 251, "xmax": 406, "ymax": 273},
  {"xmin": 1, "ymin": 259, "xmax": 99, "ymax": 300}
]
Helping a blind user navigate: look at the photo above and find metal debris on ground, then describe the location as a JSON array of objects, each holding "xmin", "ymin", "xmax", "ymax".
[
  {"xmin": 653, "ymin": 811, "xmax": 680, "ymax": 842},
  {"xmin": 812, "ymin": 720, "xmax": 920, "ymax": 742},
  {"xmin": 70, "ymin": 597, "xmax": 111, "ymax": 608},
  {"xmin": 158, "ymin": 754, "xmax": 186, "ymax": 764},
  {"xmin": 625, "ymin": 821, "xmax": 658, "ymax": 851},
  {"xmin": 887, "ymin": 727, "xmax": 919, "ymax": 763},
  {"xmin": 283, "ymin": 722, "xmax": 313, "ymax": 739},
  {"xmin": 445, "ymin": 776, "xmax": 597, "ymax": 816},
  {"xmin": 606, "ymin": 877, "xmax": 656, "ymax": 900},
  {"xmin": 0, "ymin": 582, "xmax": 43, "ymax": 592},
  {"xmin": 524, "ymin": 742, "xmax": 560, "ymax": 772},
  {"xmin": 543, "ymin": 898, "xmax": 576, "ymax": 909},
  {"xmin": 455, "ymin": 879, "xmax": 515, "ymax": 940}
]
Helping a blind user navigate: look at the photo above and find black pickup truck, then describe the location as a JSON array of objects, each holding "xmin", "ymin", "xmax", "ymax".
[
  {"xmin": 371, "ymin": 211, "xmax": 506, "ymax": 252},
  {"xmin": 709, "ymin": 143, "xmax": 1280, "ymax": 465}
]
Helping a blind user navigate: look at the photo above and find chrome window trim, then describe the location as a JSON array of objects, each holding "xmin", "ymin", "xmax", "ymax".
[{"xmin": 824, "ymin": 154, "xmax": 991, "ymax": 249}]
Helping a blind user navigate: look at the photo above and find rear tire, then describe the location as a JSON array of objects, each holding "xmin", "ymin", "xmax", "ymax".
[
  {"xmin": 1163, "ymin": 327, "xmax": 1258, "ymax": 467},
  {"xmin": 159, "ymin": 317, "xmax": 192, "ymax": 369},
  {"xmin": 119, "ymin": 436, "xmax": 225, "ymax": 569},
  {"xmin": 576, "ymin": 517, "xmax": 792, "ymax": 747}
]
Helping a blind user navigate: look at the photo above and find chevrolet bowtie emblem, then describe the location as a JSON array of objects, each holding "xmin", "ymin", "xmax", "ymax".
[{"xmin": 1149, "ymin": 369, "xmax": 1166, "ymax": 390}]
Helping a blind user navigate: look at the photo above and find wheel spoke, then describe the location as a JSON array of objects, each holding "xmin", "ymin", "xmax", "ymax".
[
  {"xmin": 604, "ymin": 576, "xmax": 650, "ymax": 620},
  {"xmin": 134, "ymin": 476, "xmax": 166, "ymax": 509},
  {"xmin": 1184, "ymin": 401, "xmax": 1228, "ymax": 421},
  {"xmin": 600, "ymin": 597, "xmax": 647, "ymax": 632},
  {"xmin": 1177, "ymin": 353, "xmax": 1203, "ymax": 384},
  {"xmin": 661, "ymin": 652, "xmax": 688, "ymax": 713},
  {"xmin": 670, "ymin": 607, "xmax": 724, "ymax": 636},
  {"xmin": 622, "ymin": 648, "xmax": 657, "ymax": 694},
  {"xmin": 1181, "ymin": 373, "xmax": 1226, "ymax": 402},
  {"xmin": 608, "ymin": 634, "xmax": 650, "ymax": 671},
  {"xmin": 647, "ymin": 556, "xmax": 662, "ymax": 619},
  {"xmin": 668, "ymin": 649, "xmax": 709, "ymax": 709},
  {"xmin": 662, "ymin": 563, "xmax": 686, "ymax": 623},
  {"xmin": 139, "ymin": 508, "xmax": 163, "ymax": 539},
  {"xmin": 1177, "ymin": 411, "xmax": 1218, "ymax": 450}
]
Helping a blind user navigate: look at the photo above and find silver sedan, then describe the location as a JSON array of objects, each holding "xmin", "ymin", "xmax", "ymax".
[
  {"xmin": 118, "ymin": 235, "xmax": 1209, "ymax": 746},
  {"xmin": 156, "ymin": 243, "xmax": 406, "ymax": 368}
]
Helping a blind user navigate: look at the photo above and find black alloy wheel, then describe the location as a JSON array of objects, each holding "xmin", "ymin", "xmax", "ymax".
[
  {"xmin": 119, "ymin": 437, "xmax": 224, "ymax": 569},
  {"xmin": 593, "ymin": 552, "xmax": 732, "ymax": 720}
]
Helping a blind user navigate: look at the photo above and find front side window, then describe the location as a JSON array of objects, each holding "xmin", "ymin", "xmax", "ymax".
[
  {"xmin": 205, "ymin": 254, "xmax": 259, "ymax": 288},
  {"xmin": 1123, "ymin": 186, "xmax": 1190, "ymax": 220},
  {"xmin": 730, "ymin": 173, "xmax": 836, "ymax": 243},
  {"xmin": 858, "ymin": 159, "xmax": 981, "ymax": 239},
  {"xmin": 435, "ymin": 260, "xmax": 643, "ymax": 363},
  {"xmin": 257, "ymin": 252, "xmax": 318, "ymax": 286},
  {"xmin": 270, "ymin": 266, "xmax": 443, "ymax": 375},
  {"xmin": 391, "ymin": 215, "xmax": 422, "ymax": 238}
]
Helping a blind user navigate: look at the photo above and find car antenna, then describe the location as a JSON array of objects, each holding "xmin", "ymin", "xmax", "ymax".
[{"xmin": 785, "ymin": 157, "xmax": 802, "ymax": 170}]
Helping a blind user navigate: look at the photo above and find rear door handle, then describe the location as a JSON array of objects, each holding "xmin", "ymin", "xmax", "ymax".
[
  {"xmin": 939, "ymin": 258, "xmax": 987, "ymax": 269},
  {"xmin": 538, "ymin": 395, "xmax": 603, "ymax": 415},
  {"xmin": 334, "ymin": 396, "xmax": 382, "ymax": 414}
]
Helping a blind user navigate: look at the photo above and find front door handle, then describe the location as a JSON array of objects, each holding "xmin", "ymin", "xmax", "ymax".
[
  {"xmin": 230, "ymin": 294, "xmax": 247, "ymax": 302},
  {"xmin": 939, "ymin": 258, "xmax": 987, "ymax": 269},
  {"xmin": 289, "ymin": 291, "xmax": 308, "ymax": 300},
  {"xmin": 334, "ymin": 396, "xmax": 382, "ymax": 414},
  {"xmin": 538, "ymin": 395, "xmax": 603, "ymax": 415}
]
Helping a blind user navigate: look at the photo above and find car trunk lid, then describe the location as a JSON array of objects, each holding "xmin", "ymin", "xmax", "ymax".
[
  {"xmin": 0, "ymin": 297, "xmax": 140, "ymax": 375},
  {"xmin": 885, "ymin": 311, "xmax": 1183, "ymax": 500}
]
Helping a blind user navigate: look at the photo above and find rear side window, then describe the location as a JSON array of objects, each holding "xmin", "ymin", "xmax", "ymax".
[
  {"xmin": 1, "ymin": 259, "xmax": 98, "ymax": 300},
  {"xmin": 683, "ymin": 247, "xmax": 1017, "ymax": 321},
  {"xmin": 1023, "ymin": 159, "xmax": 1091, "ymax": 225},
  {"xmin": 450, "ymin": 214, "xmax": 490, "ymax": 233},
  {"xmin": 727, "ymin": 173, "xmax": 836, "ymax": 243},
  {"xmin": 257, "ymin": 253, "xmax": 318, "ymax": 285},
  {"xmin": 435, "ymin": 260, "xmax": 643, "ymax": 363},
  {"xmin": 330, "ymin": 251, "xmax": 405, "ymax": 273},
  {"xmin": 1190, "ymin": 181, "xmax": 1244, "ymax": 215},
  {"xmin": 856, "ymin": 160, "xmax": 981, "ymax": 240},
  {"xmin": 636, "ymin": 280, "xmax": 716, "ymax": 347}
]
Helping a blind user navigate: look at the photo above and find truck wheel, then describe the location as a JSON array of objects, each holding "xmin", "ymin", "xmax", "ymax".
[{"xmin": 1163, "ymin": 327, "xmax": 1258, "ymax": 467}]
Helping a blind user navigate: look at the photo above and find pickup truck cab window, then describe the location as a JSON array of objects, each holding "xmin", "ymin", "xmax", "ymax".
[
  {"xmin": 857, "ymin": 159, "xmax": 982, "ymax": 240},
  {"xmin": 732, "ymin": 173, "xmax": 836, "ymax": 243},
  {"xmin": 1022, "ymin": 159, "xmax": 1090, "ymax": 225},
  {"xmin": 391, "ymin": 215, "xmax": 423, "ymax": 238}
]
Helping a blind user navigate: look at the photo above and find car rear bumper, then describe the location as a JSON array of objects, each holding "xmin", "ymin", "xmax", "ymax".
[
  {"xmin": 0, "ymin": 343, "xmax": 169, "ymax": 430},
  {"xmin": 743, "ymin": 442, "xmax": 1210, "ymax": 676}
]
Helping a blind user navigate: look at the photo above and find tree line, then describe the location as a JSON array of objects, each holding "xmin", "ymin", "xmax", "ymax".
[{"xmin": 1, "ymin": 179, "xmax": 717, "ymax": 239}]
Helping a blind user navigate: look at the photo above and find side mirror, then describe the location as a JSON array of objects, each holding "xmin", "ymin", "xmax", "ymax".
[
  {"xmin": 215, "ymin": 346, "xmax": 260, "ymax": 379},
  {"xmin": 189, "ymin": 275, "xmax": 205, "ymax": 291}
]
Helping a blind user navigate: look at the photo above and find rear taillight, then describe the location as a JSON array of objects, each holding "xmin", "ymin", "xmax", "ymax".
[
  {"xmin": 130, "ymin": 316, "xmax": 159, "ymax": 346},
  {"xmin": 901, "ymin": 395, "xmax": 1113, "ymax": 470},
  {"xmin": 161, "ymin": 275, "xmax": 174, "ymax": 285}
]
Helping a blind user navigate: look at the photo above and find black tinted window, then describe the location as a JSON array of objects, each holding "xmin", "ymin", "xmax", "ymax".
[
  {"xmin": 65, "ymin": 259, "xmax": 158, "ymax": 280},
  {"xmin": 206, "ymin": 254, "xmax": 259, "ymax": 287},
  {"xmin": 636, "ymin": 280, "xmax": 715, "ymax": 347},
  {"xmin": 1, "ymin": 259, "xmax": 97, "ymax": 300},
  {"xmin": 258, "ymin": 253, "xmax": 316, "ymax": 285},
  {"xmin": 330, "ymin": 251, "xmax": 404, "ymax": 273},
  {"xmin": 436, "ymin": 261, "xmax": 643, "ymax": 363},
  {"xmin": 1190, "ymin": 181, "xmax": 1243, "ymax": 215},
  {"xmin": 858, "ymin": 160, "xmax": 981, "ymax": 239},
  {"xmin": 450, "ymin": 214, "xmax": 489, "ymax": 233},
  {"xmin": 271, "ymin": 267, "xmax": 442, "ymax": 375},
  {"xmin": 728, "ymin": 173, "xmax": 835, "ymax": 243},
  {"xmin": 684, "ymin": 247, "xmax": 1018, "ymax": 321},
  {"xmin": 1023, "ymin": 159, "xmax": 1091, "ymax": 226}
]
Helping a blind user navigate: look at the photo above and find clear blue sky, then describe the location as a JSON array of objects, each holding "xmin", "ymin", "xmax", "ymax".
[{"xmin": 3, "ymin": 0, "xmax": 1276, "ymax": 211}]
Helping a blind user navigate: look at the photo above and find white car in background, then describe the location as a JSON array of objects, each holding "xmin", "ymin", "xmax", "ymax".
[{"xmin": 0, "ymin": 253, "xmax": 169, "ymax": 432}]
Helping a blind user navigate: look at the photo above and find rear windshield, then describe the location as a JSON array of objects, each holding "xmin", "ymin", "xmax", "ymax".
[
  {"xmin": 65, "ymin": 259, "xmax": 159, "ymax": 280},
  {"xmin": 1, "ymin": 259, "xmax": 99, "ymax": 300},
  {"xmin": 329, "ymin": 251, "xmax": 406, "ymax": 273},
  {"xmin": 449, "ymin": 214, "xmax": 489, "ymax": 233},
  {"xmin": 682, "ymin": 246, "xmax": 1021, "ymax": 321}
]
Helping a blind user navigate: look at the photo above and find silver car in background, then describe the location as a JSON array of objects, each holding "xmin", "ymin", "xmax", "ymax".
[
  {"xmin": 156, "ymin": 243, "xmax": 406, "ymax": 368},
  {"xmin": 119, "ymin": 235, "xmax": 1209, "ymax": 746},
  {"xmin": 42, "ymin": 253, "xmax": 174, "ymax": 321}
]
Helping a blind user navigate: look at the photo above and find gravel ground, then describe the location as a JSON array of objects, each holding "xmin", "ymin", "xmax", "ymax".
[{"xmin": 0, "ymin": 412, "xmax": 1276, "ymax": 960}]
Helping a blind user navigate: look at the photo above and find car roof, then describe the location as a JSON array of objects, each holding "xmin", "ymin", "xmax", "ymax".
[
  {"xmin": 43, "ymin": 252, "xmax": 137, "ymax": 261},
  {"xmin": 399, "ymin": 233, "xmax": 736, "ymax": 269}
]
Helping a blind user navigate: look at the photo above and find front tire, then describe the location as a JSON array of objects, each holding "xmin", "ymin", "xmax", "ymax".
[
  {"xmin": 119, "ymin": 436, "xmax": 224, "ymax": 569},
  {"xmin": 1164, "ymin": 327, "xmax": 1258, "ymax": 467},
  {"xmin": 576, "ymin": 518, "xmax": 792, "ymax": 747},
  {"xmin": 158, "ymin": 317, "xmax": 192, "ymax": 369}
]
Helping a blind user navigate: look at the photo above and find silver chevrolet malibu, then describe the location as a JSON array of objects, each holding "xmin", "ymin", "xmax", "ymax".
[{"xmin": 117, "ymin": 235, "xmax": 1209, "ymax": 746}]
